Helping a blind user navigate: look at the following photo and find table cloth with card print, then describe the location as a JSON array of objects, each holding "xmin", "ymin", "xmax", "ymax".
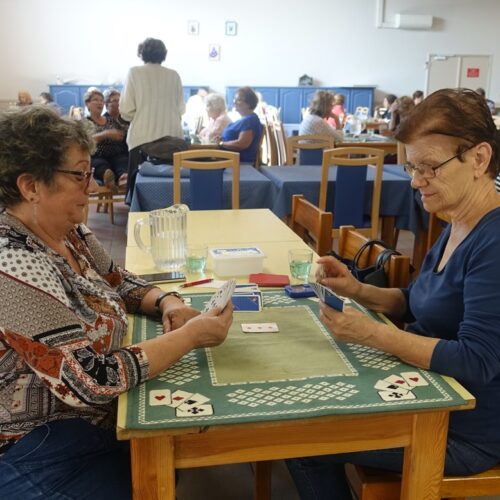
[{"xmin": 124, "ymin": 291, "xmax": 465, "ymax": 430}]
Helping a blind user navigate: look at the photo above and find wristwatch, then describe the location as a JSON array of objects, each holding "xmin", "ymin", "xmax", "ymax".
[
  {"xmin": 218, "ymin": 140, "xmax": 224, "ymax": 148},
  {"xmin": 155, "ymin": 291, "xmax": 184, "ymax": 312}
]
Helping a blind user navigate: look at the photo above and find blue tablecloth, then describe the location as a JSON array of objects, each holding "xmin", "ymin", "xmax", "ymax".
[
  {"xmin": 260, "ymin": 165, "xmax": 418, "ymax": 232},
  {"xmin": 130, "ymin": 163, "xmax": 275, "ymax": 212}
]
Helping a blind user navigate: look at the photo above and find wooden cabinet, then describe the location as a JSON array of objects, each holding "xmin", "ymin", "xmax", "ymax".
[
  {"xmin": 225, "ymin": 86, "xmax": 375, "ymax": 124},
  {"xmin": 49, "ymin": 84, "xmax": 207, "ymax": 115}
]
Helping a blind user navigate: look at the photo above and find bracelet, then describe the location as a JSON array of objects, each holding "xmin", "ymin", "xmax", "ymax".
[
  {"xmin": 154, "ymin": 291, "xmax": 184, "ymax": 311},
  {"xmin": 219, "ymin": 140, "xmax": 224, "ymax": 147}
]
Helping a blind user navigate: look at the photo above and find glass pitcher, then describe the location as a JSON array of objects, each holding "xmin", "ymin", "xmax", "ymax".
[{"xmin": 134, "ymin": 204, "xmax": 189, "ymax": 270}]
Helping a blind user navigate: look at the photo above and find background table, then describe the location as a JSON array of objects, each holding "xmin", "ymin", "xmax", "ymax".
[
  {"xmin": 260, "ymin": 165, "xmax": 415, "ymax": 232},
  {"xmin": 130, "ymin": 164, "xmax": 275, "ymax": 212}
]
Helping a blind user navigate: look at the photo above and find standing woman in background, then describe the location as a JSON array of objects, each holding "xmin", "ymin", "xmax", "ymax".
[{"xmin": 120, "ymin": 37, "xmax": 185, "ymax": 197}]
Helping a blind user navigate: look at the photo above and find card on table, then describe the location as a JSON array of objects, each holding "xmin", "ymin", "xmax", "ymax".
[
  {"xmin": 149, "ymin": 389, "xmax": 172, "ymax": 406},
  {"xmin": 401, "ymin": 371, "xmax": 429, "ymax": 387},
  {"xmin": 383, "ymin": 374, "xmax": 412, "ymax": 391},
  {"xmin": 378, "ymin": 389, "xmax": 416, "ymax": 401},
  {"xmin": 176, "ymin": 404, "xmax": 214, "ymax": 417},
  {"xmin": 167, "ymin": 390, "xmax": 193, "ymax": 408},
  {"xmin": 202, "ymin": 279, "xmax": 237, "ymax": 313},
  {"xmin": 241, "ymin": 322, "xmax": 279, "ymax": 333},
  {"xmin": 177, "ymin": 393, "xmax": 210, "ymax": 412},
  {"xmin": 374, "ymin": 379, "xmax": 403, "ymax": 392}
]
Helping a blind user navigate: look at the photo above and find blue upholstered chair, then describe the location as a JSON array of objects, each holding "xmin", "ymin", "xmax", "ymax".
[
  {"xmin": 318, "ymin": 147, "xmax": 384, "ymax": 240},
  {"xmin": 285, "ymin": 134, "xmax": 334, "ymax": 166},
  {"xmin": 173, "ymin": 149, "xmax": 240, "ymax": 210}
]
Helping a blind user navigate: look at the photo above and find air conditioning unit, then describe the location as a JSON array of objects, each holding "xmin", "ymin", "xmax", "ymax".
[{"xmin": 395, "ymin": 14, "xmax": 433, "ymax": 30}]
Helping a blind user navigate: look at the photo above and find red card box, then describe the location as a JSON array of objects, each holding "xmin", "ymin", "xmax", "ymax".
[{"xmin": 249, "ymin": 273, "xmax": 290, "ymax": 287}]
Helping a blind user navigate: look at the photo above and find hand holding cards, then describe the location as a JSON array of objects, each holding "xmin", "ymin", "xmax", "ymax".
[
  {"xmin": 202, "ymin": 279, "xmax": 237, "ymax": 313},
  {"xmin": 310, "ymin": 282, "xmax": 345, "ymax": 311}
]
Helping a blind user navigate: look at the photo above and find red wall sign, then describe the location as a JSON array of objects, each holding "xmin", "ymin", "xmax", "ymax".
[{"xmin": 467, "ymin": 67, "xmax": 480, "ymax": 78}]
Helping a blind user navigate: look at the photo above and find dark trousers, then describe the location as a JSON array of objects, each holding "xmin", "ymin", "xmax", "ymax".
[
  {"xmin": 0, "ymin": 418, "xmax": 132, "ymax": 499},
  {"xmin": 126, "ymin": 146, "xmax": 146, "ymax": 202},
  {"xmin": 91, "ymin": 154, "xmax": 129, "ymax": 183}
]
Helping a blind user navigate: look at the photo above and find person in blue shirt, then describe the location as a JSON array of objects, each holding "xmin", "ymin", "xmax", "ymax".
[
  {"xmin": 217, "ymin": 86, "xmax": 263, "ymax": 164},
  {"xmin": 287, "ymin": 88, "xmax": 500, "ymax": 500}
]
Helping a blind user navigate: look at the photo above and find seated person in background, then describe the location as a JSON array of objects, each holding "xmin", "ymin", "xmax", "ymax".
[
  {"xmin": 198, "ymin": 93, "xmax": 232, "ymax": 144},
  {"xmin": 476, "ymin": 87, "xmax": 496, "ymax": 114},
  {"xmin": 327, "ymin": 93, "xmax": 346, "ymax": 128},
  {"xmin": 287, "ymin": 88, "xmax": 500, "ymax": 499},
  {"xmin": 39, "ymin": 91, "xmax": 63, "ymax": 115},
  {"xmin": 85, "ymin": 88, "xmax": 129, "ymax": 192},
  {"xmin": 299, "ymin": 90, "xmax": 343, "ymax": 143},
  {"xmin": 217, "ymin": 86, "xmax": 263, "ymax": 164},
  {"xmin": 412, "ymin": 89, "xmax": 424, "ymax": 105},
  {"xmin": 375, "ymin": 93, "xmax": 397, "ymax": 120},
  {"xmin": 103, "ymin": 88, "xmax": 129, "ymax": 127},
  {"xmin": 16, "ymin": 90, "xmax": 33, "ymax": 107},
  {"xmin": 388, "ymin": 95, "xmax": 415, "ymax": 133},
  {"xmin": 0, "ymin": 106, "xmax": 233, "ymax": 499}
]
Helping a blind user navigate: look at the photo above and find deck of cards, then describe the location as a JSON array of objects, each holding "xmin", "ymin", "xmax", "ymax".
[
  {"xmin": 149, "ymin": 388, "xmax": 214, "ymax": 417},
  {"xmin": 202, "ymin": 279, "xmax": 237, "ymax": 313},
  {"xmin": 310, "ymin": 282, "xmax": 345, "ymax": 312},
  {"xmin": 375, "ymin": 372, "xmax": 429, "ymax": 401}
]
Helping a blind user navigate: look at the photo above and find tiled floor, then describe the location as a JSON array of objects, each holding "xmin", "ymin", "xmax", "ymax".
[{"xmin": 85, "ymin": 205, "xmax": 498, "ymax": 500}]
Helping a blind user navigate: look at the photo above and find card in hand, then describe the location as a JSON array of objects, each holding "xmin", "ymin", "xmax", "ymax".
[
  {"xmin": 202, "ymin": 279, "xmax": 237, "ymax": 313},
  {"xmin": 310, "ymin": 282, "xmax": 344, "ymax": 311}
]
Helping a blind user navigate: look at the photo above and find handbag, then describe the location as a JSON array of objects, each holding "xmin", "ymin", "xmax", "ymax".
[
  {"xmin": 330, "ymin": 240, "xmax": 402, "ymax": 288},
  {"xmin": 139, "ymin": 136, "xmax": 189, "ymax": 164}
]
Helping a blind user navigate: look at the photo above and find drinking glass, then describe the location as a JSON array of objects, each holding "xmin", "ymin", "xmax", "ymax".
[
  {"xmin": 288, "ymin": 249, "xmax": 313, "ymax": 282},
  {"xmin": 185, "ymin": 245, "xmax": 208, "ymax": 273}
]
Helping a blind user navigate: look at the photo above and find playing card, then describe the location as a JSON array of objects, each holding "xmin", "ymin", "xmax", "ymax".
[
  {"xmin": 374, "ymin": 380, "xmax": 403, "ymax": 392},
  {"xmin": 401, "ymin": 371, "xmax": 429, "ymax": 387},
  {"xmin": 383, "ymin": 374, "xmax": 412, "ymax": 391},
  {"xmin": 177, "ymin": 393, "xmax": 211, "ymax": 412},
  {"xmin": 378, "ymin": 389, "xmax": 416, "ymax": 401},
  {"xmin": 167, "ymin": 390, "xmax": 193, "ymax": 408},
  {"xmin": 241, "ymin": 322, "xmax": 279, "ymax": 333},
  {"xmin": 202, "ymin": 279, "xmax": 237, "ymax": 313},
  {"xmin": 176, "ymin": 404, "xmax": 214, "ymax": 417},
  {"xmin": 324, "ymin": 290, "xmax": 344, "ymax": 312},
  {"xmin": 149, "ymin": 389, "xmax": 171, "ymax": 406}
]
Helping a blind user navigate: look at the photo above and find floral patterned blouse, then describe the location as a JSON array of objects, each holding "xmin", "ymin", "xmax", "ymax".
[{"xmin": 0, "ymin": 212, "xmax": 153, "ymax": 455}]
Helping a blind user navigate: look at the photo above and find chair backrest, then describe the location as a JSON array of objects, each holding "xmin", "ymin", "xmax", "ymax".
[
  {"xmin": 254, "ymin": 126, "xmax": 266, "ymax": 168},
  {"xmin": 272, "ymin": 118, "xmax": 287, "ymax": 166},
  {"xmin": 291, "ymin": 195, "xmax": 333, "ymax": 256},
  {"xmin": 261, "ymin": 120, "xmax": 278, "ymax": 166},
  {"xmin": 397, "ymin": 141, "xmax": 407, "ymax": 164},
  {"xmin": 286, "ymin": 134, "xmax": 335, "ymax": 166},
  {"xmin": 173, "ymin": 149, "xmax": 240, "ymax": 209},
  {"xmin": 319, "ymin": 147, "xmax": 384, "ymax": 240},
  {"xmin": 338, "ymin": 226, "xmax": 411, "ymax": 288}
]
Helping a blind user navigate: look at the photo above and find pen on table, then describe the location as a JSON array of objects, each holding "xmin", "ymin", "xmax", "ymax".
[{"xmin": 179, "ymin": 278, "xmax": 214, "ymax": 289}]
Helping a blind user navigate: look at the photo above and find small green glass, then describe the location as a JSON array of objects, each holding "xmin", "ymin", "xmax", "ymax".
[
  {"xmin": 288, "ymin": 248, "xmax": 313, "ymax": 282},
  {"xmin": 185, "ymin": 245, "xmax": 208, "ymax": 274}
]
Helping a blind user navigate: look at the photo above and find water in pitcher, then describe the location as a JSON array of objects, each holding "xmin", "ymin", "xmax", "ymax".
[{"xmin": 134, "ymin": 204, "xmax": 189, "ymax": 270}]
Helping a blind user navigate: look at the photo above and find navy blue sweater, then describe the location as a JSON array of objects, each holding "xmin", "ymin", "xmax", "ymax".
[{"xmin": 404, "ymin": 208, "xmax": 500, "ymax": 452}]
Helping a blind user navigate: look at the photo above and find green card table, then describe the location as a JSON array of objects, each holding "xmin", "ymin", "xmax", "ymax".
[{"xmin": 117, "ymin": 292, "xmax": 474, "ymax": 500}]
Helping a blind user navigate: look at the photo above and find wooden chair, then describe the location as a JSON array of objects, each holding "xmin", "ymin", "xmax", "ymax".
[
  {"xmin": 254, "ymin": 126, "xmax": 266, "ymax": 168},
  {"xmin": 338, "ymin": 226, "xmax": 411, "ymax": 288},
  {"xmin": 261, "ymin": 120, "xmax": 278, "ymax": 166},
  {"xmin": 290, "ymin": 194, "xmax": 333, "ymax": 256},
  {"xmin": 271, "ymin": 117, "xmax": 287, "ymax": 166},
  {"xmin": 86, "ymin": 185, "xmax": 126, "ymax": 225},
  {"xmin": 173, "ymin": 149, "xmax": 240, "ymax": 209},
  {"xmin": 285, "ymin": 134, "xmax": 335, "ymax": 166},
  {"xmin": 345, "ymin": 462, "xmax": 500, "ymax": 500},
  {"xmin": 397, "ymin": 141, "xmax": 407, "ymax": 164},
  {"xmin": 319, "ymin": 147, "xmax": 384, "ymax": 240}
]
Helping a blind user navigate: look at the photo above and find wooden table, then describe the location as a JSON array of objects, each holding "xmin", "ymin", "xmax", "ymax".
[
  {"xmin": 337, "ymin": 136, "xmax": 397, "ymax": 156},
  {"xmin": 118, "ymin": 209, "xmax": 474, "ymax": 500}
]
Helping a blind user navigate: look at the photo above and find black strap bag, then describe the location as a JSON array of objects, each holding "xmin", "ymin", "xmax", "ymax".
[
  {"xmin": 330, "ymin": 240, "xmax": 402, "ymax": 288},
  {"xmin": 139, "ymin": 136, "xmax": 189, "ymax": 164}
]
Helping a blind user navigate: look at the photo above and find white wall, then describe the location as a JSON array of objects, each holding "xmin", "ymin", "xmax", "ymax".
[{"xmin": 1, "ymin": 0, "xmax": 499, "ymax": 104}]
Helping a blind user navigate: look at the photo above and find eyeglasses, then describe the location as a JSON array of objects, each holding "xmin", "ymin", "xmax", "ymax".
[
  {"xmin": 54, "ymin": 168, "xmax": 94, "ymax": 189},
  {"xmin": 404, "ymin": 144, "xmax": 475, "ymax": 179}
]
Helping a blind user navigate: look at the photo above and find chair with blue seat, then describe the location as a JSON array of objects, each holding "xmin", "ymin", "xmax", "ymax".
[
  {"xmin": 173, "ymin": 149, "xmax": 240, "ymax": 209},
  {"xmin": 285, "ymin": 134, "xmax": 335, "ymax": 166},
  {"xmin": 319, "ymin": 147, "xmax": 384, "ymax": 240}
]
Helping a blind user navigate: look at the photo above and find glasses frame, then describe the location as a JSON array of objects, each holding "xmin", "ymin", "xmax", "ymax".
[
  {"xmin": 404, "ymin": 144, "xmax": 476, "ymax": 179},
  {"xmin": 54, "ymin": 168, "xmax": 94, "ymax": 189}
]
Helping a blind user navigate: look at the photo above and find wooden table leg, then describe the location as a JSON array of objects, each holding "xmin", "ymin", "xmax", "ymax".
[
  {"xmin": 254, "ymin": 461, "xmax": 272, "ymax": 500},
  {"xmin": 400, "ymin": 411, "xmax": 449, "ymax": 499},
  {"xmin": 130, "ymin": 436, "xmax": 175, "ymax": 500}
]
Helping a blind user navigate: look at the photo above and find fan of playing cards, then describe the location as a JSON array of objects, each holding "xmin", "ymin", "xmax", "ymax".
[
  {"xmin": 310, "ymin": 282, "xmax": 345, "ymax": 312},
  {"xmin": 202, "ymin": 279, "xmax": 237, "ymax": 313}
]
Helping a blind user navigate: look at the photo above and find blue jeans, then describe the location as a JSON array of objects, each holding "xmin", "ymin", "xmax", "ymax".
[
  {"xmin": 0, "ymin": 418, "xmax": 131, "ymax": 500},
  {"xmin": 286, "ymin": 436, "xmax": 500, "ymax": 500}
]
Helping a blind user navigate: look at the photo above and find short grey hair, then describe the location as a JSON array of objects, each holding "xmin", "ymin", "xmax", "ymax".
[
  {"xmin": 0, "ymin": 106, "xmax": 95, "ymax": 207},
  {"xmin": 205, "ymin": 93, "xmax": 227, "ymax": 114},
  {"xmin": 103, "ymin": 88, "xmax": 120, "ymax": 103}
]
